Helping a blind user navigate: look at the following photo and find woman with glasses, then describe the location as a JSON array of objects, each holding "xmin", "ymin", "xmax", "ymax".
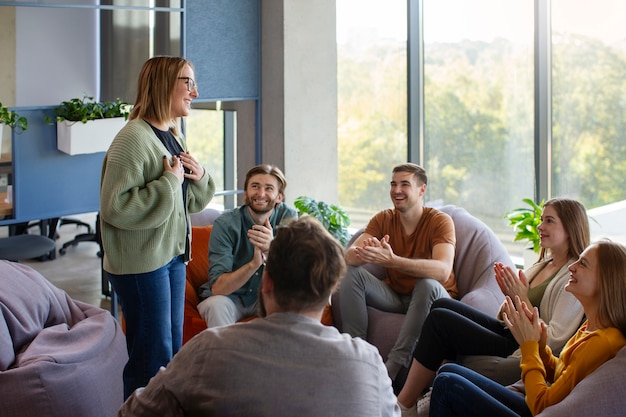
[{"xmin": 100, "ymin": 56, "xmax": 215, "ymax": 400}]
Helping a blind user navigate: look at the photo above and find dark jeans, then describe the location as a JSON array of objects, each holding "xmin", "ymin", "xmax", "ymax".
[
  {"xmin": 107, "ymin": 255, "xmax": 185, "ymax": 399},
  {"xmin": 414, "ymin": 298, "xmax": 519, "ymax": 370},
  {"xmin": 430, "ymin": 363, "xmax": 531, "ymax": 417}
]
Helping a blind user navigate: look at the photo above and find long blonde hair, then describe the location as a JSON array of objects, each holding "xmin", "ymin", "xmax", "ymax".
[
  {"xmin": 129, "ymin": 56, "xmax": 193, "ymax": 137},
  {"xmin": 595, "ymin": 240, "xmax": 626, "ymax": 336}
]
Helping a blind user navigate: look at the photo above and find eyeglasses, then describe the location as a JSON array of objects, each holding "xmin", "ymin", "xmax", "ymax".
[{"xmin": 178, "ymin": 77, "xmax": 198, "ymax": 92}]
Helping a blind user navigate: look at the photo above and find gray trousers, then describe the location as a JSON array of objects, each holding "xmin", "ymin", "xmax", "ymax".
[
  {"xmin": 197, "ymin": 295, "xmax": 259, "ymax": 328},
  {"xmin": 338, "ymin": 265, "xmax": 450, "ymax": 378}
]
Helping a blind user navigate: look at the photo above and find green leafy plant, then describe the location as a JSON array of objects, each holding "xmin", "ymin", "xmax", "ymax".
[
  {"xmin": 294, "ymin": 196, "xmax": 351, "ymax": 246},
  {"xmin": 0, "ymin": 102, "xmax": 28, "ymax": 133},
  {"xmin": 504, "ymin": 198, "xmax": 544, "ymax": 253},
  {"xmin": 45, "ymin": 95, "xmax": 131, "ymax": 124}
]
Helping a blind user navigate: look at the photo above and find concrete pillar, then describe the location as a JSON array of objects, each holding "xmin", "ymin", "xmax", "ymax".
[{"xmin": 259, "ymin": 0, "xmax": 338, "ymax": 205}]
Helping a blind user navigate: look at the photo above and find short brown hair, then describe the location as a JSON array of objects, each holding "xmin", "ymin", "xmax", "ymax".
[
  {"xmin": 129, "ymin": 56, "xmax": 193, "ymax": 137},
  {"xmin": 393, "ymin": 163, "xmax": 428, "ymax": 186},
  {"xmin": 265, "ymin": 217, "xmax": 346, "ymax": 312},
  {"xmin": 244, "ymin": 164, "xmax": 288, "ymax": 196}
]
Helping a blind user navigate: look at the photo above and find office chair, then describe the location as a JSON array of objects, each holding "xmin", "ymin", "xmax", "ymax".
[{"xmin": 58, "ymin": 217, "xmax": 99, "ymax": 255}]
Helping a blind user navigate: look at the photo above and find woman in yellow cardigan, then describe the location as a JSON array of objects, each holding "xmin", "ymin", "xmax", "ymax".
[{"xmin": 427, "ymin": 240, "xmax": 626, "ymax": 417}]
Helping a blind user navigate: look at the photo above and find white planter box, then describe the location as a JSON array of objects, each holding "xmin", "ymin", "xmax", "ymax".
[
  {"xmin": 57, "ymin": 117, "xmax": 126, "ymax": 155},
  {"xmin": 1, "ymin": 124, "xmax": 11, "ymax": 157}
]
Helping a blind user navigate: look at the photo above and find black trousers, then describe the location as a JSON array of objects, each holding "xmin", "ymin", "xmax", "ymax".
[{"xmin": 414, "ymin": 298, "xmax": 519, "ymax": 371}]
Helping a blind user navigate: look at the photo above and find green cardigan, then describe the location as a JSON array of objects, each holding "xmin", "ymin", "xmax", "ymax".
[{"xmin": 100, "ymin": 119, "xmax": 215, "ymax": 275}]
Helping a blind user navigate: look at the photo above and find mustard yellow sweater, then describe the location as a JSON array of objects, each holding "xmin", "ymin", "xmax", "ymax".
[{"xmin": 520, "ymin": 321, "xmax": 626, "ymax": 415}]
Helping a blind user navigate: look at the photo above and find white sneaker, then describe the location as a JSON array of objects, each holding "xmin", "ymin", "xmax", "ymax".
[
  {"xmin": 398, "ymin": 401, "xmax": 417, "ymax": 417},
  {"xmin": 417, "ymin": 389, "xmax": 431, "ymax": 417}
]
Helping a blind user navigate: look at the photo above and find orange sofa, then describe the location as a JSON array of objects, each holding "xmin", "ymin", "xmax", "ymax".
[{"xmin": 183, "ymin": 224, "xmax": 213, "ymax": 344}]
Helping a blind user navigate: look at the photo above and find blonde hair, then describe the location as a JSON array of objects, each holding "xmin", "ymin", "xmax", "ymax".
[
  {"xmin": 595, "ymin": 240, "xmax": 626, "ymax": 336},
  {"xmin": 129, "ymin": 56, "xmax": 193, "ymax": 137}
]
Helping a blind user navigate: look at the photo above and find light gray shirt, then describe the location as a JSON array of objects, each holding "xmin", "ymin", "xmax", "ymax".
[{"xmin": 118, "ymin": 312, "xmax": 399, "ymax": 417}]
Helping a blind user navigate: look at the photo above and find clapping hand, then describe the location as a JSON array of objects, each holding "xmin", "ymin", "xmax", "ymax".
[
  {"xmin": 495, "ymin": 262, "xmax": 530, "ymax": 301},
  {"xmin": 502, "ymin": 295, "xmax": 547, "ymax": 349},
  {"xmin": 248, "ymin": 217, "xmax": 273, "ymax": 255},
  {"xmin": 353, "ymin": 235, "xmax": 394, "ymax": 266}
]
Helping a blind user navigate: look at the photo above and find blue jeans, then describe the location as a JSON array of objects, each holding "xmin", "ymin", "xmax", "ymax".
[
  {"xmin": 106, "ymin": 255, "xmax": 185, "ymax": 400},
  {"xmin": 430, "ymin": 363, "xmax": 531, "ymax": 417}
]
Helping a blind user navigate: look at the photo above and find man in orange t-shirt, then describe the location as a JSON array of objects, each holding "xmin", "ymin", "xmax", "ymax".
[{"xmin": 339, "ymin": 163, "xmax": 456, "ymax": 383}]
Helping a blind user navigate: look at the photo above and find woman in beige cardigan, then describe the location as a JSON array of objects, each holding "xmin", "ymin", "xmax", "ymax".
[{"xmin": 397, "ymin": 198, "xmax": 589, "ymax": 416}]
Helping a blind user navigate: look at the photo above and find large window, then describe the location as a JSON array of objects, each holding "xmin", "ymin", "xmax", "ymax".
[
  {"xmin": 337, "ymin": 0, "xmax": 626, "ymax": 256},
  {"xmin": 423, "ymin": 0, "xmax": 534, "ymax": 256},
  {"xmin": 186, "ymin": 108, "xmax": 229, "ymax": 209},
  {"xmin": 551, "ymin": 0, "xmax": 626, "ymax": 242},
  {"xmin": 336, "ymin": 0, "xmax": 407, "ymax": 228}
]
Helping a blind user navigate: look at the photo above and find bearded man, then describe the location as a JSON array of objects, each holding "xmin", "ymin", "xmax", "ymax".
[{"xmin": 197, "ymin": 164, "xmax": 297, "ymax": 327}]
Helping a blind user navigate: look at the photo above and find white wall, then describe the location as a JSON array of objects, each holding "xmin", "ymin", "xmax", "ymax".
[
  {"xmin": 16, "ymin": 0, "xmax": 99, "ymax": 106},
  {"xmin": 261, "ymin": 0, "xmax": 339, "ymax": 205}
]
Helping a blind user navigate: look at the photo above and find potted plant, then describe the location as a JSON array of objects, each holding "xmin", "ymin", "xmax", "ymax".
[
  {"xmin": 46, "ymin": 95, "xmax": 131, "ymax": 155},
  {"xmin": 1, "ymin": 102, "xmax": 28, "ymax": 156},
  {"xmin": 0, "ymin": 102, "xmax": 29, "ymax": 133},
  {"xmin": 294, "ymin": 196, "xmax": 351, "ymax": 246},
  {"xmin": 505, "ymin": 198, "xmax": 544, "ymax": 267}
]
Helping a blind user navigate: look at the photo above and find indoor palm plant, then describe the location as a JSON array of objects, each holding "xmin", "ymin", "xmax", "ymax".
[
  {"xmin": 504, "ymin": 198, "xmax": 544, "ymax": 254},
  {"xmin": 294, "ymin": 196, "xmax": 351, "ymax": 246}
]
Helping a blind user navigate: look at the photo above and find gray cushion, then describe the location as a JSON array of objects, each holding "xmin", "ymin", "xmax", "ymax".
[{"xmin": 190, "ymin": 208, "xmax": 222, "ymax": 227}]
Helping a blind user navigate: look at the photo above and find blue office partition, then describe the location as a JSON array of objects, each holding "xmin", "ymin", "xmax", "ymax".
[
  {"xmin": 186, "ymin": 0, "xmax": 260, "ymax": 101},
  {"xmin": 1, "ymin": 107, "xmax": 103, "ymax": 226}
]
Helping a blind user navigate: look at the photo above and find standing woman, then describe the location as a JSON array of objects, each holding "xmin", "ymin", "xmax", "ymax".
[
  {"xmin": 429, "ymin": 240, "xmax": 626, "ymax": 416},
  {"xmin": 100, "ymin": 56, "xmax": 215, "ymax": 399}
]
